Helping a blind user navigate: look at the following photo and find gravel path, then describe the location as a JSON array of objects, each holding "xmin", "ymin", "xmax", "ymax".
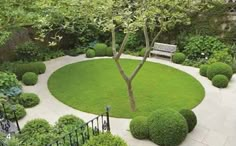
[{"xmin": 19, "ymin": 54, "xmax": 236, "ymax": 146}]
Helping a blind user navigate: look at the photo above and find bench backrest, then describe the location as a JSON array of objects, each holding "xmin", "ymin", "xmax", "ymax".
[{"xmin": 153, "ymin": 43, "xmax": 177, "ymax": 53}]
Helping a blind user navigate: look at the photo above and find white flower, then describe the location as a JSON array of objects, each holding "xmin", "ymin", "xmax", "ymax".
[
  {"xmin": 201, "ymin": 52, "xmax": 205, "ymax": 55},
  {"xmin": 205, "ymin": 57, "xmax": 208, "ymax": 60}
]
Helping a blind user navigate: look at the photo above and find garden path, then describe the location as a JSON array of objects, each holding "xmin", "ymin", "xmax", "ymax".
[{"xmin": 20, "ymin": 54, "xmax": 236, "ymax": 146}]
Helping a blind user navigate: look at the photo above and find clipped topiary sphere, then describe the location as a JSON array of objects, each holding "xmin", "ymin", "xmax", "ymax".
[
  {"xmin": 130, "ymin": 116, "xmax": 148, "ymax": 139},
  {"xmin": 94, "ymin": 43, "xmax": 107, "ymax": 56},
  {"xmin": 199, "ymin": 65, "xmax": 209, "ymax": 77},
  {"xmin": 86, "ymin": 49, "xmax": 96, "ymax": 58},
  {"xmin": 22, "ymin": 72, "xmax": 38, "ymax": 85},
  {"xmin": 83, "ymin": 133, "xmax": 127, "ymax": 146},
  {"xmin": 147, "ymin": 109, "xmax": 188, "ymax": 146},
  {"xmin": 212, "ymin": 75, "xmax": 229, "ymax": 88},
  {"xmin": 106, "ymin": 47, "xmax": 113, "ymax": 56},
  {"xmin": 19, "ymin": 93, "xmax": 40, "ymax": 108},
  {"xmin": 207, "ymin": 62, "xmax": 233, "ymax": 80},
  {"xmin": 179, "ymin": 109, "xmax": 197, "ymax": 132},
  {"xmin": 172, "ymin": 53, "xmax": 186, "ymax": 64}
]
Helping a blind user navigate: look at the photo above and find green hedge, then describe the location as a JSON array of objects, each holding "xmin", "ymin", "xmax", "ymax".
[
  {"xmin": 212, "ymin": 75, "xmax": 229, "ymax": 88},
  {"xmin": 147, "ymin": 109, "xmax": 188, "ymax": 146},
  {"xmin": 14, "ymin": 62, "xmax": 46, "ymax": 80},
  {"xmin": 22, "ymin": 72, "xmax": 38, "ymax": 85},
  {"xmin": 106, "ymin": 47, "xmax": 113, "ymax": 56},
  {"xmin": 130, "ymin": 116, "xmax": 149, "ymax": 139},
  {"xmin": 19, "ymin": 93, "xmax": 40, "ymax": 108},
  {"xmin": 83, "ymin": 133, "xmax": 127, "ymax": 146},
  {"xmin": 94, "ymin": 43, "xmax": 107, "ymax": 56},
  {"xmin": 199, "ymin": 65, "xmax": 209, "ymax": 77},
  {"xmin": 207, "ymin": 62, "xmax": 233, "ymax": 80},
  {"xmin": 172, "ymin": 53, "xmax": 186, "ymax": 64},
  {"xmin": 179, "ymin": 109, "xmax": 197, "ymax": 132}
]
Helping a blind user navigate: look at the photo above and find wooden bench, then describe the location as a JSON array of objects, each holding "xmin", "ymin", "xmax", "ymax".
[{"xmin": 150, "ymin": 42, "xmax": 177, "ymax": 59}]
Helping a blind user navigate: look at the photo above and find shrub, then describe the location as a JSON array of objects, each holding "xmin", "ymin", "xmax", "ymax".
[
  {"xmin": 179, "ymin": 109, "xmax": 197, "ymax": 132},
  {"xmin": 172, "ymin": 53, "xmax": 186, "ymax": 64},
  {"xmin": 86, "ymin": 49, "xmax": 96, "ymax": 58},
  {"xmin": 207, "ymin": 49, "xmax": 233, "ymax": 65},
  {"xmin": 20, "ymin": 119, "xmax": 53, "ymax": 144},
  {"xmin": 139, "ymin": 48, "xmax": 146, "ymax": 57},
  {"xmin": 183, "ymin": 35, "xmax": 229, "ymax": 61},
  {"xmin": 212, "ymin": 75, "xmax": 229, "ymax": 88},
  {"xmin": 4, "ymin": 104, "xmax": 26, "ymax": 121},
  {"xmin": 16, "ymin": 41, "xmax": 40, "ymax": 61},
  {"xmin": 14, "ymin": 62, "xmax": 46, "ymax": 80},
  {"xmin": 130, "ymin": 116, "xmax": 148, "ymax": 139},
  {"xmin": 106, "ymin": 47, "xmax": 113, "ymax": 56},
  {"xmin": 94, "ymin": 43, "xmax": 107, "ymax": 56},
  {"xmin": 232, "ymin": 59, "xmax": 236, "ymax": 73},
  {"xmin": 0, "ymin": 72, "xmax": 22, "ymax": 97},
  {"xmin": 147, "ymin": 109, "xmax": 188, "ymax": 146},
  {"xmin": 0, "ymin": 72, "xmax": 20, "ymax": 89},
  {"xmin": 22, "ymin": 72, "xmax": 38, "ymax": 85},
  {"xmin": 55, "ymin": 115, "xmax": 84, "ymax": 134},
  {"xmin": 83, "ymin": 133, "xmax": 127, "ymax": 146},
  {"xmin": 19, "ymin": 93, "xmax": 40, "ymax": 108},
  {"xmin": 199, "ymin": 65, "xmax": 209, "ymax": 77},
  {"xmin": 207, "ymin": 62, "xmax": 233, "ymax": 80}
]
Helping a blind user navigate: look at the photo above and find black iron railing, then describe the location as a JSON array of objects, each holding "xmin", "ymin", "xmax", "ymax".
[{"xmin": 46, "ymin": 107, "xmax": 111, "ymax": 146}]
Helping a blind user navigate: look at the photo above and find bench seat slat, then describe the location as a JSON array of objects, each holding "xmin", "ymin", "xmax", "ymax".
[{"xmin": 150, "ymin": 50, "xmax": 172, "ymax": 57}]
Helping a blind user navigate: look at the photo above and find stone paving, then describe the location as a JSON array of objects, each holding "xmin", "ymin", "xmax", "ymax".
[{"xmin": 19, "ymin": 54, "xmax": 236, "ymax": 146}]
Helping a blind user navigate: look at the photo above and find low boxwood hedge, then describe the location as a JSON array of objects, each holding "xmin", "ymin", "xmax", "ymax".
[
  {"xmin": 130, "ymin": 116, "xmax": 149, "ymax": 139},
  {"xmin": 179, "ymin": 109, "xmax": 197, "ymax": 132}
]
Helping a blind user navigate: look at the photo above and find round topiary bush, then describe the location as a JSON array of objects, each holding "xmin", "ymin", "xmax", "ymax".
[
  {"xmin": 19, "ymin": 93, "xmax": 40, "ymax": 108},
  {"xmin": 56, "ymin": 114, "xmax": 84, "ymax": 127},
  {"xmin": 212, "ymin": 75, "xmax": 229, "ymax": 88},
  {"xmin": 94, "ymin": 43, "xmax": 107, "ymax": 56},
  {"xmin": 106, "ymin": 47, "xmax": 113, "ymax": 56},
  {"xmin": 139, "ymin": 48, "xmax": 146, "ymax": 57},
  {"xmin": 22, "ymin": 72, "xmax": 38, "ymax": 85},
  {"xmin": 172, "ymin": 53, "xmax": 186, "ymax": 64},
  {"xmin": 147, "ymin": 109, "xmax": 188, "ymax": 146},
  {"xmin": 86, "ymin": 49, "xmax": 96, "ymax": 58},
  {"xmin": 83, "ymin": 133, "xmax": 127, "ymax": 146},
  {"xmin": 179, "ymin": 109, "xmax": 197, "ymax": 132},
  {"xmin": 199, "ymin": 65, "xmax": 209, "ymax": 77},
  {"xmin": 207, "ymin": 62, "xmax": 233, "ymax": 80},
  {"xmin": 130, "ymin": 116, "xmax": 148, "ymax": 139}
]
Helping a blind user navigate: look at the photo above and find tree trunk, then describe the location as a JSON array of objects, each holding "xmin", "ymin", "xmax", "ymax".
[{"xmin": 126, "ymin": 80, "xmax": 136, "ymax": 112}]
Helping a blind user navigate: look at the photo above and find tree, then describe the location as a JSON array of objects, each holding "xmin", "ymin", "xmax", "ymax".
[{"xmin": 79, "ymin": 0, "xmax": 208, "ymax": 111}]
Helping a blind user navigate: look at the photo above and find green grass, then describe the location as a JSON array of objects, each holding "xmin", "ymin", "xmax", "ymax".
[{"xmin": 48, "ymin": 59, "xmax": 205, "ymax": 118}]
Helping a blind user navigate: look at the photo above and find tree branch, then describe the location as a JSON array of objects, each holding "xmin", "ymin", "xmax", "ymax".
[
  {"xmin": 111, "ymin": 28, "xmax": 117, "ymax": 57},
  {"xmin": 151, "ymin": 29, "xmax": 163, "ymax": 47},
  {"xmin": 114, "ymin": 60, "xmax": 129, "ymax": 82},
  {"xmin": 115, "ymin": 33, "xmax": 129, "ymax": 60},
  {"xmin": 129, "ymin": 26, "xmax": 162, "ymax": 81}
]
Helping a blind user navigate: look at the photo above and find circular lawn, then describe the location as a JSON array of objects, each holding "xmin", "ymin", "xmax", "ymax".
[{"xmin": 48, "ymin": 59, "xmax": 205, "ymax": 118}]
